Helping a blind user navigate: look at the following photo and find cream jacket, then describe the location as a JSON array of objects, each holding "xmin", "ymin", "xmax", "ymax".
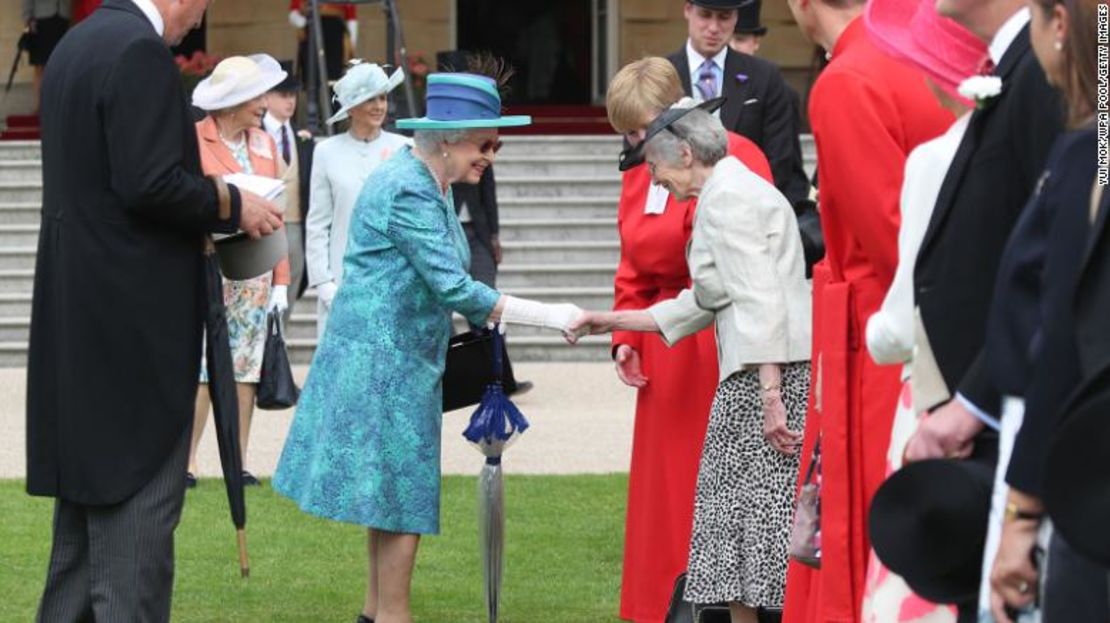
[{"xmin": 649, "ymin": 156, "xmax": 812, "ymax": 381}]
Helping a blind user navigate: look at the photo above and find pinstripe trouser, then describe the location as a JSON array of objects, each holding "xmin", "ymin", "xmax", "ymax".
[{"xmin": 36, "ymin": 426, "xmax": 190, "ymax": 623}]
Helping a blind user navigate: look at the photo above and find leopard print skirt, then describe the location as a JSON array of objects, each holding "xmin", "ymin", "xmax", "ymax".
[{"xmin": 683, "ymin": 362, "xmax": 811, "ymax": 608}]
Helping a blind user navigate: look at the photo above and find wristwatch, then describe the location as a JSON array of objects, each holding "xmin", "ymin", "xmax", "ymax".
[{"xmin": 1004, "ymin": 501, "xmax": 1043, "ymax": 523}]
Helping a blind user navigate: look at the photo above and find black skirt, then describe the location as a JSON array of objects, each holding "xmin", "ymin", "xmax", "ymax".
[{"xmin": 29, "ymin": 15, "xmax": 69, "ymax": 66}]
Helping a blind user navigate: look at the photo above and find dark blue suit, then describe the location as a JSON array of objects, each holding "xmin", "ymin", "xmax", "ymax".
[
  {"xmin": 1005, "ymin": 125, "xmax": 1110, "ymax": 623},
  {"xmin": 1002, "ymin": 127, "xmax": 1097, "ymax": 497}
]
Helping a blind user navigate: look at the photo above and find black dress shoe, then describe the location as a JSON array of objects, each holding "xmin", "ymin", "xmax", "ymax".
[
  {"xmin": 356, "ymin": 615, "xmax": 374, "ymax": 623},
  {"xmin": 185, "ymin": 472, "xmax": 197, "ymax": 489},
  {"xmin": 241, "ymin": 471, "xmax": 261, "ymax": 486},
  {"xmin": 511, "ymin": 380, "xmax": 534, "ymax": 396}
]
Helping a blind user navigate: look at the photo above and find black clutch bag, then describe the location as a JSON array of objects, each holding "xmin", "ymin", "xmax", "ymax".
[{"xmin": 442, "ymin": 328, "xmax": 518, "ymax": 412}]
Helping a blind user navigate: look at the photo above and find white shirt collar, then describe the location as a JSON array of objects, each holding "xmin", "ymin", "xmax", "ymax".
[
  {"xmin": 686, "ymin": 39, "xmax": 729, "ymax": 81},
  {"xmin": 989, "ymin": 7, "xmax": 1030, "ymax": 66},
  {"xmin": 262, "ymin": 112, "xmax": 290, "ymax": 138},
  {"xmin": 130, "ymin": 0, "xmax": 164, "ymax": 36}
]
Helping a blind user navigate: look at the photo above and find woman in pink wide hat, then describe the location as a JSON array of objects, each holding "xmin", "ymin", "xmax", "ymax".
[{"xmin": 858, "ymin": 0, "xmax": 986, "ymax": 620}]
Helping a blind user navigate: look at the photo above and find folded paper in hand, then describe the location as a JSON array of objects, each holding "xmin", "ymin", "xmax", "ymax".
[{"xmin": 223, "ymin": 173, "xmax": 285, "ymax": 203}]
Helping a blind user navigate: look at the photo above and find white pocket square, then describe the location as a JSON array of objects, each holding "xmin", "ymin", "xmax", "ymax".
[{"xmin": 743, "ymin": 98, "xmax": 759, "ymax": 105}]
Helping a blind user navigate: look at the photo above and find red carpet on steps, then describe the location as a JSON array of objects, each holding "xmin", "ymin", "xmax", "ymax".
[
  {"xmin": 1, "ymin": 115, "xmax": 40, "ymax": 141},
  {"xmin": 498, "ymin": 105, "xmax": 615, "ymax": 136}
]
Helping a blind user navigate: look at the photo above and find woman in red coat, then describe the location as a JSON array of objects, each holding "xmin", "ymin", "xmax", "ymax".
[
  {"xmin": 781, "ymin": 2, "xmax": 954, "ymax": 622},
  {"xmin": 606, "ymin": 57, "xmax": 773, "ymax": 623}
]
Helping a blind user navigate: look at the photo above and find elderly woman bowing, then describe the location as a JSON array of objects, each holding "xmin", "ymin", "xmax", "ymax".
[
  {"xmin": 273, "ymin": 65, "xmax": 584, "ymax": 623},
  {"xmin": 186, "ymin": 55, "xmax": 292, "ymax": 486},
  {"xmin": 572, "ymin": 103, "xmax": 811, "ymax": 623}
]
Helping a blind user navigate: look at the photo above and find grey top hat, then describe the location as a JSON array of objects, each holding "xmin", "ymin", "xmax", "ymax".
[{"xmin": 213, "ymin": 228, "xmax": 288, "ymax": 281}]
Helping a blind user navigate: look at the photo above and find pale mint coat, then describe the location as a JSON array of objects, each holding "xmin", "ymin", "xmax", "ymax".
[
  {"xmin": 305, "ymin": 130, "xmax": 411, "ymax": 337},
  {"xmin": 274, "ymin": 147, "xmax": 500, "ymax": 533}
]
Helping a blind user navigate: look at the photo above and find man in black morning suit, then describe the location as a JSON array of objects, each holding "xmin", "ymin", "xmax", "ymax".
[
  {"xmin": 27, "ymin": 0, "xmax": 282, "ymax": 619},
  {"xmin": 904, "ymin": 3, "xmax": 1062, "ymax": 460},
  {"xmin": 453, "ymin": 166, "xmax": 500, "ymax": 289},
  {"xmin": 667, "ymin": 0, "xmax": 810, "ymax": 209}
]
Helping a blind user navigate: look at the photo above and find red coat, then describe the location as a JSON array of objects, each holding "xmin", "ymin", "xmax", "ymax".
[
  {"xmin": 782, "ymin": 17, "xmax": 953, "ymax": 623},
  {"xmin": 613, "ymin": 132, "xmax": 772, "ymax": 622},
  {"xmin": 289, "ymin": 0, "xmax": 356, "ymax": 19}
]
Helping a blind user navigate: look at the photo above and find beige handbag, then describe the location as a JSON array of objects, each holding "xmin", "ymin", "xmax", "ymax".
[{"xmin": 789, "ymin": 439, "xmax": 822, "ymax": 568}]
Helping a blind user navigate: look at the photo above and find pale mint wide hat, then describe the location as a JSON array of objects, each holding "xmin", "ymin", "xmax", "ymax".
[
  {"xmin": 395, "ymin": 73, "xmax": 531, "ymax": 130},
  {"xmin": 327, "ymin": 61, "xmax": 406, "ymax": 125}
]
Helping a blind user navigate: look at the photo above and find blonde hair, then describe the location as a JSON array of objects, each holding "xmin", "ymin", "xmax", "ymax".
[{"xmin": 606, "ymin": 57, "xmax": 685, "ymax": 134}]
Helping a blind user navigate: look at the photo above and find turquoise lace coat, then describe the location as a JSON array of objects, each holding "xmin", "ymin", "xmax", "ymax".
[{"xmin": 273, "ymin": 147, "xmax": 500, "ymax": 534}]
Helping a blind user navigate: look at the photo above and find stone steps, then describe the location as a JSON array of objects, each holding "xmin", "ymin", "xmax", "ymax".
[{"xmin": 0, "ymin": 134, "xmax": 817, "ymax": 366}]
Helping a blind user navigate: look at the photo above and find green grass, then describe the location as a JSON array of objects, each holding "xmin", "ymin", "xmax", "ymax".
[{"xmin": 0, "ymin": 474, "xmax": 628, "ymax": 622}]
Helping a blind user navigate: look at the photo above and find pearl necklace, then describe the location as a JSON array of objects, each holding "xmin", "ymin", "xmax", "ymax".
[{"xmin": 414, "ymin": 151, "xmax": 449, "ymax": 196}]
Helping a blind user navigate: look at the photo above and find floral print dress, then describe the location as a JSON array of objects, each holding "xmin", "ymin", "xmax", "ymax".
[{"xmin": 199, "ymin": 137, "xmax": 272, "ymax": 383}]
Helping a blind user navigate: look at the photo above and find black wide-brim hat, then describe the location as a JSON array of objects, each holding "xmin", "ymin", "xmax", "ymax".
[
  {"xmin": 617, "ymin": 96, "xmax": 725, "ymax": 172},
  {"xmin": 869, "ymin": 458, "xmax": 995, "ymax": 605},
  {"xmin": 1044, "ymin": 359, "xmax": 1110, "ymax": 566},
  {"xmin": 735, "ymin": 0, "xmax": 768, "ymax": 35}
]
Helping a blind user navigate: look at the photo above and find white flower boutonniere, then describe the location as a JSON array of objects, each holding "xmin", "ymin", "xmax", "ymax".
[{"xmin": 958, "ymin": 76, "xmax": 1003, "ymax": 109}]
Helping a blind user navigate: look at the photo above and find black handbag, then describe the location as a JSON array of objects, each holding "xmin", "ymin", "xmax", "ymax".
[
  {"xmin": 664, "ymin": 573, "xmax": 730, "ymax": 623},
  {"xmin": 256, "ymin": 311, "xmax": 300, "ymax": 410},
  {"xmin": 794, "ymin": 199, "xmax": 825, "ymax": 278},
  {"xmin": 442, "ymin": 327, "xmax": 518, "ymax": 412},
  {"xmin": 665, "ymin": 572, "xmax": 785, "ymax": 623}
]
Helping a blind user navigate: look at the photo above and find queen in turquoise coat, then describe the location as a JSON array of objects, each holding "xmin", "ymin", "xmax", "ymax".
[
  {"xmin": 273, "ymin": 70, "xmax": 582, "ymax": 622},
  {"xmin": 273, "ymin": 145, "xmax": 498, "ymax": 534}
]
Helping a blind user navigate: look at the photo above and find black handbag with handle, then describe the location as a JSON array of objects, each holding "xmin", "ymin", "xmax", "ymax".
[
  {"xmin": 256, "ymin": 310, "xmax": 300, "ymax": 410},
  {"xmin": 442, "ymin": 327, "xmax": 518, "ymax": 412}
]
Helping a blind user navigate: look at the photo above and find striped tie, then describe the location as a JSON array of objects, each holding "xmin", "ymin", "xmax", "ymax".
[{"xmin": 696, "ymin": 59, "xmax": 717, "ymax": 102}]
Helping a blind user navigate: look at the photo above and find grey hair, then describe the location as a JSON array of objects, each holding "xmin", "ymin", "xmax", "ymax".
[
  {"xmin": 644, "ymin": 108, "xmax": 728, "ymax": 167},
  {"xmin": 413, "ymin": 128, "xmax": 470, "ymax": 153}
]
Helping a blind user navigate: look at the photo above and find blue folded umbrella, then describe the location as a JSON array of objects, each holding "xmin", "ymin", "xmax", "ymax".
[{"xmin": 461, "ymin": 326, "xmax": 527, "ymax": 623}]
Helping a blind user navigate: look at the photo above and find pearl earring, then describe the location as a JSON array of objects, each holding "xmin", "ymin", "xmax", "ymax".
[
  {"xmin": 1054, "ymin": 40, "xmax": 1063, "ymax": 51},
  {"xmin": 442, "ymin": 151, "xmax": 449, "ymax": 159}
]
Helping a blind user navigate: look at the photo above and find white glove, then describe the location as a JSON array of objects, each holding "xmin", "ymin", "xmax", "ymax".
[
  {"xmin": 317, "ymin": 281, "xmax": 338, "ymax": 310},
  {"xmin": 500, "ymin": 296, "xmax": 582, "ymax": 332},
  {"xmin": 268, "ymin": 285, "xmax": 289, "ymax": 314},
  {"xmin": 288, "ymin": 10, "xmax": 307, "ymax": 29},
  {"xmin": 347, "ymin": 20, "xmax": 359, "ymax": 47}
]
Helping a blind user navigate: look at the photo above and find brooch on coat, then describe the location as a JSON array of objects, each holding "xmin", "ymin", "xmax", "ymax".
[
  {"xmin": 249, "ymin": 131, "xmax": 274, "ymax": 159},
  {"xmin": 735, "ymin": 73, "xmax": 749, "ymax": 84}
]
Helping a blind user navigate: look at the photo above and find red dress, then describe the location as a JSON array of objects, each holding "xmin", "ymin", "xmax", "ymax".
[
  {"xmin": 781, "ymin": 18, "xmax": 953, "ymax": 623},
  {"xmin": 615, "ymin": 133, "xmax": 772, "ymax": 623}
]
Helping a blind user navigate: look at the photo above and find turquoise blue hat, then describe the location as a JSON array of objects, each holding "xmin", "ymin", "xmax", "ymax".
[{"xmin": 396, "ymin": 73, "xmax": 531, "ymax": 130}]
